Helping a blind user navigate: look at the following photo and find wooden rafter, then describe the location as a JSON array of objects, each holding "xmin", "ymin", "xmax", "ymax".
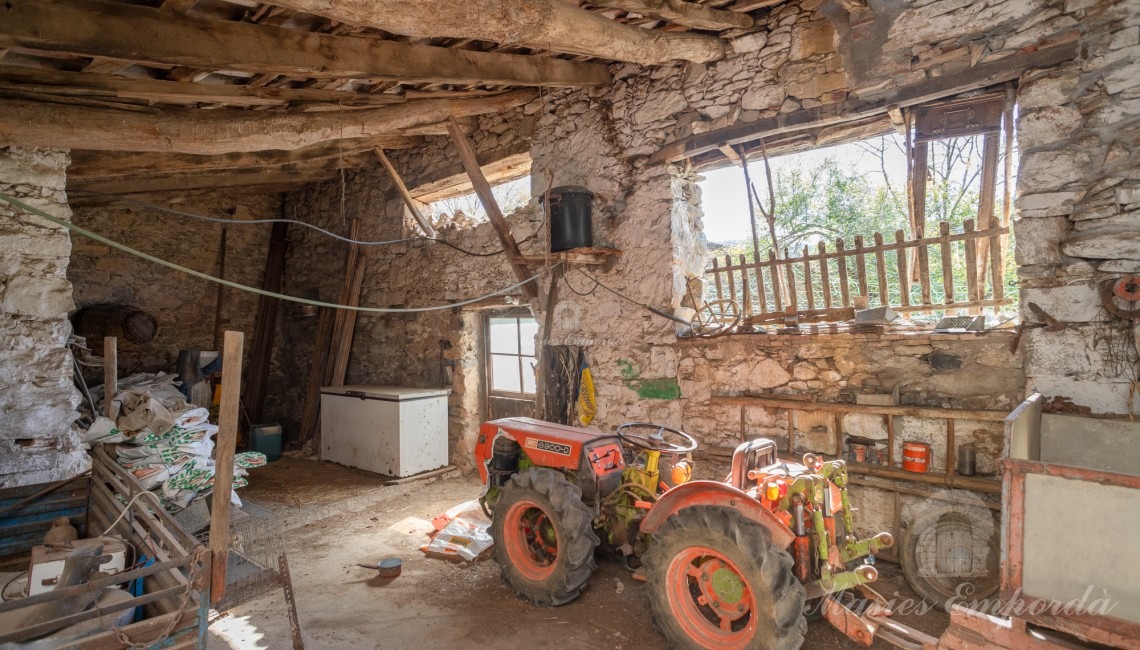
[
  {"xmin": 269, "ymin": 0, "xmax": 725, "ymax": 65},
  {"xmin": 0, "ymin": 0, "xmax": 611, "ymax": 88},
  {"xmin": 588, "ymin": 0, "xmax": 753, "ymax": 31},
  {"xmin": 0, "ymin": 67, "xmax": 410, "ymax": 111},
  {"xmin": 68, "ymin": 136, "xmax": 422, "ymax": 183},
  {"xmin": 69, "ymin": 165, "xmax": 359, "ymax": 196},
  {"xmin": 447, "ymin": 118, "xmax": 538, "ymax": 302},
  {"xmin": 374, "ymin": 148, "xmax": 436, "ymax": 237},
  {"xmin": 0, "ymin": 91, "xmax": 537, "ymax": 154}
]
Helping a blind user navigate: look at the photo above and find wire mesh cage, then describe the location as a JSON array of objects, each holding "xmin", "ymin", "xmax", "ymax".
[{"xmin": 196, "ymin": 501, "xmax": 285, "ymax": 612}]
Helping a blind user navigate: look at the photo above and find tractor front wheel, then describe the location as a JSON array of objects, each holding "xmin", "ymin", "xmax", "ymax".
[
  {"xmin": 491, "ymin": 468, "xmax": 599, "ymax": 606},
  {"xmin": 644, "ymin": 506, "xmax": 807, "ymax": 650}
]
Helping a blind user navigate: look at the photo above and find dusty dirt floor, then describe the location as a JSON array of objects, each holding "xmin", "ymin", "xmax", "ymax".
[{"xmin": 209, "ymin": 472, "xmax": 949, "ymax": 649}]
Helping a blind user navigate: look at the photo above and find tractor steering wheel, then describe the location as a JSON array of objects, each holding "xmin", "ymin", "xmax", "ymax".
[{"xmin": 616, "ymin": 422, "xmax": 698, "ymax": 454}]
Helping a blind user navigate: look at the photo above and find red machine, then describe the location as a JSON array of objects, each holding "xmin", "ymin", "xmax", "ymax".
[{"xmin": 475, "ymin": 417, "xmax": 936, "ymax": 649}]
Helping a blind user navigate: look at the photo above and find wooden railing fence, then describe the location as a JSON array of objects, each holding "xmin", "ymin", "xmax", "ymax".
[{"xmin": 706, "ymin": 219, "xmax": 1012, "ymax": 322}]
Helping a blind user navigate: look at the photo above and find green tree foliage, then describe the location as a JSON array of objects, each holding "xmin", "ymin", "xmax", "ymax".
[{"xmin": 705, "ymin": 133, "xmax": 1017, "ymax": 316}]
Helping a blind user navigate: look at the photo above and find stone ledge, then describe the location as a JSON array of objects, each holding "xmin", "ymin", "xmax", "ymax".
[{"xmin": 675, "ymin": 328, "xmax": 1017, "ymax": 347}]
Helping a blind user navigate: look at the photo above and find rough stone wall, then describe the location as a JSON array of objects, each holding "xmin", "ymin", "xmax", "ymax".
[
  {"xmin": 285, "ymin": 0, "xmax": 1140, "ymax": 477},
  {"xmin": 279, "ymin": 144, "xmax": 547, "ymax": 455},
  {"xmin": 68, "ymin": 195, "xmax": 281, "ymax": 377},
  {"xmin": 1013, "ymin": 0, "xmax": 1140, "ymax": 413},
  {"xmin": 0, "ymin": 147, "xmax": 86, "ymax": 488}
]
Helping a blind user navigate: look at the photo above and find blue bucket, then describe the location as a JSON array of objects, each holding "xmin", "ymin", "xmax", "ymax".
[{"xmin": 250, "ymin": 424, "xmax": 283, "ymax": 462}]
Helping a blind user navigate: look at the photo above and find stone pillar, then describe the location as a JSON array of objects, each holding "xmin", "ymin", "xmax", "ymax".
[
  {"xmin": 1014, "ymin": 0, "xmax": 1140, "ymax": 414},
  {"xmin": 0, "ymin": 147, "xmax": 86, "ymax": 488}
]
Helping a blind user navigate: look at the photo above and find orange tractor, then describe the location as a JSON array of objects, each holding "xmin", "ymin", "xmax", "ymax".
[{"xmin": 475, "ymin": 418, "xmax": 930, "ymax": 649}]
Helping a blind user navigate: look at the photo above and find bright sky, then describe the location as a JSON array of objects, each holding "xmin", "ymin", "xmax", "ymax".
[{"xmin": 698, "ymin": 134, "xmax": 909, "ymax": 244}]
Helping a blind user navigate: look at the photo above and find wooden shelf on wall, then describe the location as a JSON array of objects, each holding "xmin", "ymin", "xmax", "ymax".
[
  {"xmin": 693, "ymin": 447, "xmax": 1001, "ymax": 494},
  {"xmin": 518, "ymin": 247, "xmax": 621, "ymax": 266},
  {"xmin": 712, "ymin": 394, "xmax": 1009, "ymax": 422},
  {"xmin": 846, "ymin": 462, "xmax": 1001, "ymax": 494}
]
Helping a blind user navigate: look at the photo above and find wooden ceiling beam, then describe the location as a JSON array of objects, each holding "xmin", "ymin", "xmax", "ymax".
[
  {"xmin": 0, "ymin": 66, "xmax": 408, "ymax": 110},
  {"xmin": 0, "ymin": 0, "xmax": 610, "ymax": 88},
  {"xmin": 587, "ymin": 0, "xmax": 753, "ymax": 31},
  {"xmin": 68, "ymin": 136, "xmax": 424, "ymax": 183},
  {"xmin": 69, "ymin": 166, "xmax": 351, "ymax": 197},
  {"xmin": 0, "ymin": 90, "xmax": 537, "ymax": 154},
  {"xmin": 269, "ymin": 0, "xmax": 725, "ymax": 65}
]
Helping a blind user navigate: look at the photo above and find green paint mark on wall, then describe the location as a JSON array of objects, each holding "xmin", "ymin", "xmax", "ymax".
[{"xmin": 617, "ymin": 359, "xmax": 681, "ymax": 400}]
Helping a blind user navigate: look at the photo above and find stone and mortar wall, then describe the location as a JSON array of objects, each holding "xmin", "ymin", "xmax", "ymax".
[
  {"xmin": 1013, "ymin": 0, "xmax": 1140, "ymax": 413},
  {"xmin": 278, "ymin": 128, "xmax": 547, "ymax": 452},
  {"xmin": 286, "ymin": 0, "xmax": 1138, "ymax": 496},
  {"xmin": 68, "ymin": 195, "xmax": 282, "ymax": 377},
  {"xmin": 0, "ymin": 147, "xmax": 86, "ymax": 488}
]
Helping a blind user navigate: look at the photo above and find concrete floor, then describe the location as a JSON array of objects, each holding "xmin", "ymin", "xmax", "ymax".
[{"xmin": 209, "ymin": 465, "xmax": 949, "ymax": 649}]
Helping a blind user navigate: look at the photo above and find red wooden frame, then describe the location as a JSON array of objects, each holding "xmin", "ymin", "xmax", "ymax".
[{"xmin": 1000, "ymin": 458, "xmax": 1140, "ymax": 649}]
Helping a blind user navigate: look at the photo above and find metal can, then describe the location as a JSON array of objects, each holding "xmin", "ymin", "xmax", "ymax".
[
  {"xmin": 957, "ymin": 443, "xmax": 977, "ymax": 476},
  {"xmin": 902, "ymin": 441, "xmax": 930, "ymax": 473}
]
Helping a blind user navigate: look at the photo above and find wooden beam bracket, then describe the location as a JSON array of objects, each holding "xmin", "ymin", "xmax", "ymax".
[{"xmin": 446, "ymin": 117, "xmax": 539, "ymax": 302}]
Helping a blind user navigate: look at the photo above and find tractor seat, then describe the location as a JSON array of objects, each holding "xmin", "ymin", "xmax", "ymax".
[{"xmin": 729, "ymin": 438, "xmax": 779, "ymax": 491}]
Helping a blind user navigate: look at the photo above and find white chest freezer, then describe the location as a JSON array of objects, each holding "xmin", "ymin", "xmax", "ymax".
[{"xmin": 320, "ymin": 385, "xmax": 450, "ymax": 477}]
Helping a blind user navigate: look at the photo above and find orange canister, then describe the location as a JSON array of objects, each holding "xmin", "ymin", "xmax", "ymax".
[{"xmin": 902, "ymin": 442, "xmax": 930, "ymax": 473}]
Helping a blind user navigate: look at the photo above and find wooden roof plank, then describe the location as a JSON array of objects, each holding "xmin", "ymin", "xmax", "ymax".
[
  {"xmin": 270, "ymin": 0, "xmax": 725, "ymax": 64},
  {"xmin": 0, "ymin": 0, "xmax": 611, "ymax": 88},
  {"xmin": 588, "ymin": 0, "xmax": 753, "ymax": 30},
  {"xmin": 0, "ymin": 90, "xmax": 537, "ymax": 154},
  {"xmin": 0, "ymin": 66, "xmax": 408, "ymax": 109}
]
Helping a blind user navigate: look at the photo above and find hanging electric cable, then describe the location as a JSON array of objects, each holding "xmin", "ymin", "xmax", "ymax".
[
  {"xmin": 0, "ymin": 192, "xmax": 553, "ymax": 314},
  {"xmin": 68, "ymin": 190, "xmax": 542, "ymax": 256},
  {"xmin": 573, "ymin": 268, "xmax": 690, "ymax": 326}
]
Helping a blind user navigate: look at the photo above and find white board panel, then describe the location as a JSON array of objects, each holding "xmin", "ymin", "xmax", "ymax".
[{"xmin": 1022, "ymin": 473, "xmax": 1140, "ymax": 624}]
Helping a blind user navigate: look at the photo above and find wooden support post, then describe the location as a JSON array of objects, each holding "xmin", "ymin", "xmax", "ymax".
[
  {"xmin": 964, "ymin": 219, "xmax": 980, "ymax": 313},
  {"xmin": 298, "ymin": 308, "xmax": 335, "ymax": 446},
  {"xmin": 712, "ymin": 258, "xmax": 724, "ymax": 300},
  {"xmin": 210, "ymin": 330, "xmax": 243, "ymax": 606},
  {"xmin": 836, "ymin": 239, "xmax": 850, "ymax": 307},
  {"xmin": 245, "ymin": 221, "xmax": 289, "ymax": 425},
  {"xmin": 325, "ymin": 224, "xmax": 367, "ymax": 389},
  {"xmin": 802, "ymin": 246, "xmax": 815, "ymax": 310},
  {"xmin": 724, "ymin": 254, "xmax": 737, "ymax": 306},
  {"xmin": 374, "ymin": 147, "xmax": 435, "ymax": 237},
  {"xmin": 940, "ymin": 221, "xmax": 954, "ymax": 305},
  {"xmin": 770, "ymin": 251, "xmax": 783, "ymax": 312},
  {"xmin": 976, "ymin": 133, "xmax": 1000, "ymax": 291},
  {"xmin": 886, "ymin": 414, "xmax": 895, "ymax": 467},
  {"xmin": 817, "ymin": 241, "xmax": 831, "ymax": 309},
  {"xmin": 946, "ymin": 418, "xmax": 956, "ymax": 477},
  {"xmin": 910, "ymin": 141, "xmax": 929, "ymax": 285},
  {"xmin": 739, "ymin": 254, "xmax": 752, "ymax": 318},
  {"xmin": 874, "ymin": 233, "xmax": 889, "ymax": 307},
  {"xmin": 895, "ymin": 230, "xmax": 910, "ymax": 307},
  {"xmin": 784, "ymin": 248, "xmax": 798, "ymax": 313},
  {"xmin": 446, "ymin": 117, "xmax": 538, "ymax": 301},
  {"xmin": 212, "ymin": 227, "xmax": 227, "ymax": 351},
  {"xmin": 102, "ymin": 336, "xmax": 117, "ymax": 419},
  {"xmin": 299, "ymin": 219, "xmax": 366, "ymax": 445}
]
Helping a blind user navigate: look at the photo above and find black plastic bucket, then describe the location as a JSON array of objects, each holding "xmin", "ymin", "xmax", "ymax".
[{"xmin": 547, "ymin": 186, "xmax": 593, "ymax": 252}]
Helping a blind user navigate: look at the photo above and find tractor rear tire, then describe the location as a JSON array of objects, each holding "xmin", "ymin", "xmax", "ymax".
[
  {"xmin": 644, "ymin": 506, "xmax": 807, "ymax": 650},
  {"xmin": 491, "ymin": 468, "xmax": 599, "ymax": 606}
]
